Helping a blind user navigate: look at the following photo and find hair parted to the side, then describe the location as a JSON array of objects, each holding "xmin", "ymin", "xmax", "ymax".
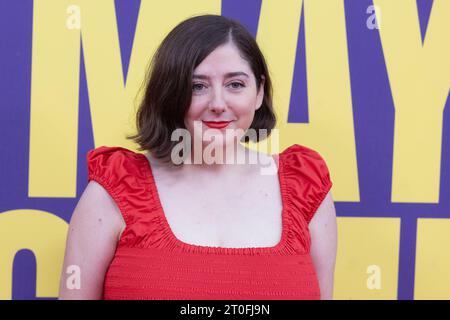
[{"xmin": 126, "ymin": 14, "xmax": 277, "ymax": 165}]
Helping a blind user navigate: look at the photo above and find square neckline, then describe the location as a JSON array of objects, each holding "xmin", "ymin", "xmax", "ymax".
[{"xmin": 139, "ymin": 150, "xmax": 290, "ymax": 255}]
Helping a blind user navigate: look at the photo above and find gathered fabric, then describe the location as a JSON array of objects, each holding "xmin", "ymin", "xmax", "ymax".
[{"xmin": 87, "ymin": 143, "xmax": 332, "ymax": 300}]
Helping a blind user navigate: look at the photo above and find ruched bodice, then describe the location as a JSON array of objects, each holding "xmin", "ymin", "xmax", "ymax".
[{"xmin": 86, "ymin": 144, "xmax": 333, "ymax": 299}]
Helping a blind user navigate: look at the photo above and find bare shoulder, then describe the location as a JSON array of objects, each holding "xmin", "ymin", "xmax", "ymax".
[
  {"xmin": 310, "ymin": 191, "xmax": 336, "ymax": 225},
  {"xmin": 80, "ymin": 181, "xmax": 126, "ymax": 236}
]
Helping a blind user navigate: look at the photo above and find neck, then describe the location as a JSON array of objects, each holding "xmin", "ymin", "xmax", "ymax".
[{"xmin": 182, "ymin": 142, "xmax": 258, "ymax": 174}]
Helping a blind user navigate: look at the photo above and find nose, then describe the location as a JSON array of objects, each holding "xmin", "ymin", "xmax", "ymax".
[{"xmin": 208, "ymin": 87, "xmax": 227, "ymax": 114}]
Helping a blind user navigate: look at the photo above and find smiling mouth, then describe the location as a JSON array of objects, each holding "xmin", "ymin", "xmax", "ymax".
[{"xmin": 202, "ymin": 120, "xmax": 233, "ymax": 129}]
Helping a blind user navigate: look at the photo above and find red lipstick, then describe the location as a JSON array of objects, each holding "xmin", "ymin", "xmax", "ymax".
[{"xmin": 202, "ymin": 121, "xmax": 232, "ymax": 129}]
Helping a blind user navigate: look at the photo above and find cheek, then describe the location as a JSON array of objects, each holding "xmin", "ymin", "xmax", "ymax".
[
  {"xmin": 185, "ymin": 103, "xmax": 202, "ymax": 122},
  {"xmin": 184, "ymin": 103, "xmax": 205, "ymax": 137},
  {"xmin": 234, "ymin": 97, "xmax": 257, "ymax": 118},
  {"xmin": 234, "ymin": 93, "xmax": 258, "ymax": 108}
]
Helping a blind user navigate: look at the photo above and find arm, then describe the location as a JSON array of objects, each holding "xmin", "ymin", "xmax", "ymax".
[
  {"xmin": 58, "ymin": 181, "xmax": 126, "ymax": 299},
  {"xmin": 309, "ymin": 190, "xmax": 337, "ymax": 300}
]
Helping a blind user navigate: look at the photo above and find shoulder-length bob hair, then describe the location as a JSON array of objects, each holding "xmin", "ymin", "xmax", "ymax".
[{"xmin": 127, "ymin": 14, "xmax": 276, "ymax": 164}]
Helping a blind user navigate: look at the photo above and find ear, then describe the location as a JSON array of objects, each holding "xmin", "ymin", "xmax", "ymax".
[{"xmin": 255, "ymin": 75, "xmax": 265, "ymax": 111}]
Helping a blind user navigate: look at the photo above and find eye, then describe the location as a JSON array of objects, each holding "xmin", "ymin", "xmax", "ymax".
[
  {"xmin": 192, "ymin": 83, "xmax": 206, "ymax": 91},
  {"xmin": 228, "ymin": 82, "xmax": 245, "ymax": 89}
]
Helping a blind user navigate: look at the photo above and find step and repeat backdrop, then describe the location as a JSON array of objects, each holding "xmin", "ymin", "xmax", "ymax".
[{"xmin": 0, "ymin": 0, "xmax": 449, "ymax": 300}]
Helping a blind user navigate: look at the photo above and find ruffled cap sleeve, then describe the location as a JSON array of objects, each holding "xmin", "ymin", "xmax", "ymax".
[
  {"xmin": 87, "ymin": 146, "xmax": 136, "ymax": 184},
  {"xmin": 281, "ymin": 144, "xmax": 333, "ymax": 225},
  {"xmin": 86, "ymin": 146, "xmax": 166, "ymax": 247},
  {"xmin": 86, "ymin": 146, "xmax": 151, "ymax": 236}
]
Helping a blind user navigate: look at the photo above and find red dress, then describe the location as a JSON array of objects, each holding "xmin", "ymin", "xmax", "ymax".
[{"xmin": 86, "ymin": 144, "xmax": 333, "ymax": 300}]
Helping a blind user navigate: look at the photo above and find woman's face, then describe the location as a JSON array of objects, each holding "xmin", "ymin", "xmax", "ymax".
[{"xmin": 184, "ymin": 42, "xmax": 264, "ymax": 153}]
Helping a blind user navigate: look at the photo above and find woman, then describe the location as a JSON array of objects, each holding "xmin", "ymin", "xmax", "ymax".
[{"xmin": 58, "ymin": 14, "xmax": 337, "ymax": 300}]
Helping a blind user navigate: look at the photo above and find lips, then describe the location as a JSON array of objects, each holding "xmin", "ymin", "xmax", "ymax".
[{"xmin": 202, "ymin": 120, "xmax": 233, "ymax": 129}]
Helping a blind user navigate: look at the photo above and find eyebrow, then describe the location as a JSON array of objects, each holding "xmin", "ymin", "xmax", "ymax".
[{"xmin": 192, "ymin": 72, "xmax": 249, "ymax": 80}]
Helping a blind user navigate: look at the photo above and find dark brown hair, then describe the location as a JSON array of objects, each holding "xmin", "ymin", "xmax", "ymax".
[{"xmin": 126, "ymin": 14, "xmax": 276, "ymax": 164}]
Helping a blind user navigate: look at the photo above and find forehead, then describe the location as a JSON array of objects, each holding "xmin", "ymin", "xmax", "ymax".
[{"xmin": 193, "ymin": 43, "xmax": 252, "ymax": 76}]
